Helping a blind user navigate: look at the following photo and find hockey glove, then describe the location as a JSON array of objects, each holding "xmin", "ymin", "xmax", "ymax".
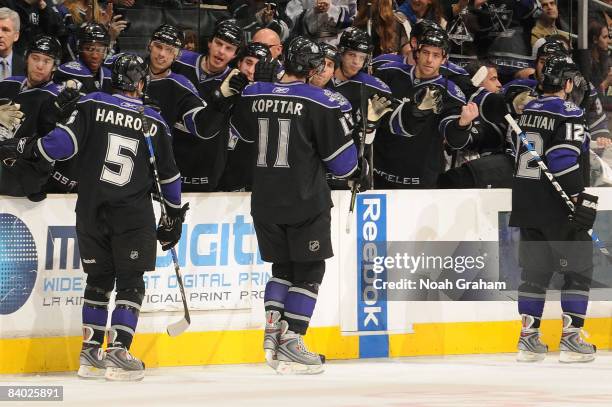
[
  {"xmin": 220, "ymin": 69, "xmax": 250, "ymax": 98},
  {"xmin": 570, "ymin": 192, "xmax": 598, "ymax": 231},
  {"xmin": 254, "ymin": 59, "xmax": 277, "ymax": 83},
  {"xmin": 348, "ymin": 157, "xmax": 371, "ymax": 193},
  {"xmin": 411, "ymin": 85, "xmax": 443, "ymax": 117},
  {"xmin": 505, "ymin": 89, "xmax": 536, "ymax": 116},
  {"xmin": 157, "ymin": 202, "xmax": 190, "ymax": 251},
  {"xmin": 0, "ymin": 103, "xmax": 24, "ymax": 139},
  {"xmin": 365, "ymin": 94, "xmax": 393, "ymax": 143},
  {"xmin": 55, "ymin": 80, "xmax": 83, "ymax": 120}
]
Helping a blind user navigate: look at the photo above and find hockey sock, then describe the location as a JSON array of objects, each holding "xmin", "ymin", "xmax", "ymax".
[
  {"xmin": 82, "ymin": 285, "xmax": 111, "ymax": 348},
  {"xmin": 109, "ymin": 288, "xmax": 144, "ymax": 349},
  {"xmin": 561, "ymin": 272, "xmax": 591, "ymax": 328},
  {"xmin": 518, "ymin": 282, "xmax": 546, "ymax": 329},
  {"xmin": 264, "ymin": 262, "xmax": 294, "ymax": 314},
  {"xmin": 283, "ymin": 261, "xmax": 325, "ymax": 335}
]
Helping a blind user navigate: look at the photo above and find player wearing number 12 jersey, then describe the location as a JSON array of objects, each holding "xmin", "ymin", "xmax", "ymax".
[
  {"xmin": 230, "ymin": 37, "xmax": 360, "ymax": 375},
  {"xmin": 510, "ymin": 56, "xmax": 597, "ymax": 364}
]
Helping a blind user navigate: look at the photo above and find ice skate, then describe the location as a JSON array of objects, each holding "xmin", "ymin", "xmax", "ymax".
[
  {"xmin": 517, "ymin": 314, "xmax": 548, "ymax": 362},
  {"xmin": 77, "ymin": 346, "xmax": 106, "ymax": 379},
  {"xmin": 104, "ymin": 346, "xmax": 145, "ymax": 381},
  {"xmin": 263, "ymin": 310, "xmax": 282, "ymax": 370},
  {"xmin": 559, "ymin": 314, "xmax": 596, "ymax": 363},
  {"xmin": 276, "ymin": 321, "xmax": 323, "ymax": 375}
]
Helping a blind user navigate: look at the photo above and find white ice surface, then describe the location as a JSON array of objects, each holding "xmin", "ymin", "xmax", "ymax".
[{"xmin": 2, "ymin": 352, "xmax": 612, "ymax": 407}]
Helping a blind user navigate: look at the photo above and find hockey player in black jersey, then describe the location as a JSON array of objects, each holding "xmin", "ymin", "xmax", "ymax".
[
  {"xmin": 0, "ymin": 35, "xmax": 80, "ymax": 199},
  {"xmin": 438, "ymin": 59, "xmax": 514, "ymax": 188},
  {"xmin": 0, "ymin": 54, "xmax": 186, "ymax": 380},
  {"xmin": 172, "ymin": 19, "xmax": 243, "ymax": 102},
  {"xmin": 230, "ymin": 36, "xmax": 362, "ymax": 374},
  {"xmin": 510, "ymin": 56, "xmax": 597, "ymax": 364},
  {"xmin": 373, "ymin": 28, "xmax": 479, "ymax": 188},
  {"xmin": 54, "ymin": 23, "xmax": 113, "ymax": 94}
]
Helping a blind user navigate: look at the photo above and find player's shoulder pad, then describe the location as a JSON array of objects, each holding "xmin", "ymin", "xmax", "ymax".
[
  {"xmin": 58, "ymin": 60, "xmax": 92, "ymax": 77},
  {"xmin": 329, "ymin": 90, "xmax": 352, "ymax": 113},
  {"xmin": 354, "ymin": 71, "xmax": 391, "ymax": 93},
  {"xmin": 101, "ymin": 66, "xmax": 112, "ymax": 78},
  {"xmin": 176, "ymin": 49, "xmax": 200, "ymax": 67},
  {"xmin": 103, "ymin": 53, "xmax": 120, "ymax": 70},
  {"xmin": 432, "ymin": 77, "xmax": 465, "ymax": 103},
  {"xmin": 42, "ymin": 81, "xmax": 62, "ymax": 96},
  {"xmin": 469, "ymin": 87, "xmax": 490, "ymax": 105},
  {"xmin": 166, "ymin": 72, "xmax": 199, "ymax": 95},
  {"xmin": 443, "ymin": 62, "xmax": 469, "ymax": 76},
  {"xmin": 502, "ymin": 78, "xmax": 536, "ymax": 94},
  {"xmin": 143, "ymin": 105, "xmax": 171, "ymax": 133},
  {"xmin": 375, "ymin": 61, "xmax": 412, "ymax": 75},
  {"xmin": 524, "ymin": 97, "xmax": 583, "ymax": 118},
  {"xmin": 243, "ymin": 82, "xmax": 345, "ymax": 109},
  {"xmin": 3, "ymin": 75, "xmax": 26, "ymax": 84},
  {"xmin": 372, "ymin": 53, "xmax": 403, "ymax": 65}
]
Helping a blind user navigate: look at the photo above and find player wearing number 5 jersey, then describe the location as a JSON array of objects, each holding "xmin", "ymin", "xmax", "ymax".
[
  {"xmin": 230, "ymin": 37, "xmax": 361, "ymax": 375},
  {"xmin": 510, "ymin": 56, "xmax": 597, "ymax": 364},
  {"xmin": 0, "ymin": 54, "xmax": 184, "ymax": 381}
]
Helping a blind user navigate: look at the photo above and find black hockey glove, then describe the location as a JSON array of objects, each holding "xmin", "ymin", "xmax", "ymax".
[
  {"xmin": 54, "ymin": 80, "xmax": 82, "ymax": 120},
  {"xmin": 212, "ymin": 69, "xmax": 249, "ymax": 112},
  {"xmin": 254, "ymin": 59, "xmax": 277, "ymax": 83},
  {"xmin": 570, "ymin": 192, "xmax": 598, "ymax": 231},
  {"xmin": 157, "ymin": 203, "xmax": 190, "ymax": 251},
  {"xmin": 348, "ymin": 157, "xmax": 371, "ymax": 193},
  {"xmin": 0, "ymin": 137, "xmax": 39, "ymax": 166},
  {"xmin": 411, "ymin": 85, "xmax": 443, "ymax": 118}
]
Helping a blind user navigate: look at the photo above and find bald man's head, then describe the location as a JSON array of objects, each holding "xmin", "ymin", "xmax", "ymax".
[{"xmin": 252, "ymin": 28, "xmax": 282, "ymax": 59}]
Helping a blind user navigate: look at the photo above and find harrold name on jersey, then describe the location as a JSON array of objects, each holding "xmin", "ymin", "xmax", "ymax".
[
  {"xmin": 251, "ymin": 99, "xmax": 304, "ymax": 116},
  {"xmin": 518, "ymin": 113, "xmax": 556, "ymax": 131},
  {"xmin": 94, "ymin": 108, "xmax": 158, "ymax": 134}
]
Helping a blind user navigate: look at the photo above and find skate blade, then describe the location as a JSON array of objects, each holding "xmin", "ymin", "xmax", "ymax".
[
  {"xmin": 516, "ymin": 350, "xmax": 546, "ymax": 362},
  {"xmin": 276, "ymin": 361, "xmax": 324, "ymax": 375},
  {"xmin": 77, "ymin": 365, "xmax": 106, "ymax": 379},
  {"xmin": 265, "ymin": 349, "xmax": 279, "ymax": 370},
  {"xmin": 559, "ymin": 350, "xmax": 595, "ymax": 363},
  {"xmin": 105, "ymin": 367, "xmax": 145, "ymax": 382}
]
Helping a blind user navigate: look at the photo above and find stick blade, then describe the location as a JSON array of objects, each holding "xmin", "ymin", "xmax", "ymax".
[{"xmin": 166, "ymin": 317, "xmax": 190, "ymax": 337}]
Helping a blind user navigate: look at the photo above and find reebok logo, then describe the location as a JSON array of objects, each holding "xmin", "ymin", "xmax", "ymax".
[{"xmin": 82, "ymin": 258, "xmax": 96, "ymax": 264}]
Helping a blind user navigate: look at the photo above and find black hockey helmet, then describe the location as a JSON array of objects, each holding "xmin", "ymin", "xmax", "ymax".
[
  {"xmin": 540, "ymin": 55, "xmax": 579, "ymax": 91},
  {"xmin": 26, "ymin": 35, "xmax": 62, "ymax": 66},
  {"xmin": 151, "ymin": 24, "xmax": 184, "ymax": 49},
  {"xmin": 338, "ymin": 27, "xmax": 373, "ymax": 55},
  {"xmin": 535, "ymin": 38, "xmax": 568, "ymax": 60},
  {"xmin": 411, "ymin": 20, "xmax": 443, "ymax": 41},
  {"xmin": 111, "ymin": 53, "xmax": 148, "ymax": 92},
  {"xmin": 77, "ymin": 22, "xmax": 111, "ymax": 48},
  {"xmin": 284, "ymin": 36, "xmax": 324, "ymax": 76},
  {"xmin": 319, "ymin": 42, "xmax": 339, "ymax": 66},
  {"xmin": 237, "ymin": 42, "xmax": 271, "ymax": 61},
  {"xmin": 417, "ymin": 28, "xmax": 450, "ymax": 55},
  {"xmin": 212, "ymin": 19, "xmax": 243, "ymax": 47}
]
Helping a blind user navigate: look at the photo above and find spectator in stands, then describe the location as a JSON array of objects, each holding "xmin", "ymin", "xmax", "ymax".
[
  {"xmin": 183, "ymin": 28, "xmax": 198, "ymax": 51},
  {"xmin": 353, "ymin": 0, "xmax": 407, "ymax": 56},
  {"xmin": 286, "ymin": 0, "xmax": 356, "ymax": 45},
  {"xmin": 589, "ymin": 0, "xmax": 612, "ymax": 33},
  {"xmin": 0, "ymin": 7, "xmax": 23, "ymax": 79},
  {"xmin": 530, "ymin": 0, "xmax": 569, "ymax": 46},
  {"xmin": 396, "ymin": 0, "xmax": 447, "ymax": 29},
  {"xmin": 231, "ymin": 0, "xmax": 292, "ymax": 42},
  {"xmin": 589, "ymin": 20, "xmax": 611, "ymax": 93},
  {"xmin": 0, "ymin": 0, "xmax": 64, "ymax": 54},
  {"xmin": 252, "ymin": 27, "xmax": 283, "ymax": 58}
]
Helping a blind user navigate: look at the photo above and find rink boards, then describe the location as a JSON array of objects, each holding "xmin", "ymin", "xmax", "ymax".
[{"xmin": 2, "ymin": 189, "xmax": 612, "ymax": 373}]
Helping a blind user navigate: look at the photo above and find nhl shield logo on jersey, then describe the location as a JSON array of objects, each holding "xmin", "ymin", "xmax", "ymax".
[
  {"xmin": 130, "ymin": 250, "xmax": 139, "ymax": 260},
  {"xmin": 309, "ymin": 240, "xmax": 320, "ymax": 252}
]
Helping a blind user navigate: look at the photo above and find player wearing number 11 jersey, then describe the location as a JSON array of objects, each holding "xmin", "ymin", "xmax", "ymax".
[
  {"xmin": 510, "ymin": 56, "xmax": 597, "ymax": 364},
  {"xmin": 230, "ymin": 37, "xmax": 361, "ymax": 375}
]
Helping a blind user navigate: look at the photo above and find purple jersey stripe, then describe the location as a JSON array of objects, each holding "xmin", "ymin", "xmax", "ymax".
[
  {"xmin": 546, "ymin": 148, "xmax": 578, "ymax": 174},
  {"xmin": 161, "ymin": 178, "xmax": 181, "ymax": 206},
  {"xmin": 326, "ymin": 144, "xmax": 358, "ymax": 177},
  {"xmin": 41, "ymin": 128, "xmax": 75, "ymax": 160}
]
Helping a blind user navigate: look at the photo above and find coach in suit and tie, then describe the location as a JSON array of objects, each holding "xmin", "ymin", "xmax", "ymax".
[{"xmin": 0, "ymin": 7, "xmax": 23, "ymax": 80}]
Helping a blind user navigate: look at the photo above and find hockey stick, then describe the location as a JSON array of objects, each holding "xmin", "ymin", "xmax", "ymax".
[
  {"xmin": 139, "ymin": 105, "xmax": 191, "ymax": 336},
  {"xmin": 505, "ymin": 114, "xmax": 612, "ymax": 259}
]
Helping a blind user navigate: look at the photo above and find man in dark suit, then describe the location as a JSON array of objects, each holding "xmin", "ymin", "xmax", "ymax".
[{"xmin": 0, "ymin": 7, "xmax": 24, "ymax": 79}]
